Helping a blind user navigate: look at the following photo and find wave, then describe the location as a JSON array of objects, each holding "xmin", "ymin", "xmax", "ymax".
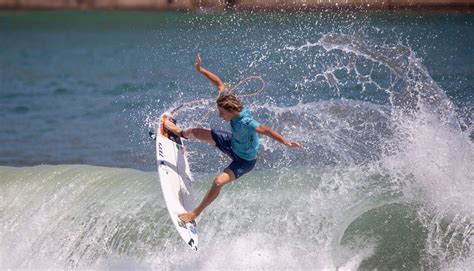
[
  {"xmin": 1, "ymin": 165, "xmax": 164, "ymax": 269},
  {"xmin": 1, "ymin": 160, "xmax": 472, "ymax": 269}
]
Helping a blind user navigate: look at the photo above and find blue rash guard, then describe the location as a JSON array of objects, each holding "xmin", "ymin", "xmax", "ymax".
[
  {"xmin": 210, "ymin": 107, "xmax": 260, "ymax": 179},
  {"xmin": 230, "ymin": 107, "xmax": 260, "ymax": 161}
]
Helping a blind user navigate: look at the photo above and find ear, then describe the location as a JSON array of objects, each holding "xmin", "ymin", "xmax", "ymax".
[{"xmin": 220, "ymin": 107, "xmax": 232, "ymax": 114}]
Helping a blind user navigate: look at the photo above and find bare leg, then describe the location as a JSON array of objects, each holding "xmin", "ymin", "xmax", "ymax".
[
  {"xmin": 184, "ymin": 128, "xmax": 215, "ymax": 145},
  {"xmin": 179, "ymin": 169, "xmax": 235, "ymax": 222},
  {"xmin": 164, "ymin": 120, "xmax": 215, "ymax": 145}
]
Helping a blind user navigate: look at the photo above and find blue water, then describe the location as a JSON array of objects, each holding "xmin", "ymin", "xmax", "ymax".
[{"xmin": 1, "ymin": 11, "xmax": 473, "ymax": 270}]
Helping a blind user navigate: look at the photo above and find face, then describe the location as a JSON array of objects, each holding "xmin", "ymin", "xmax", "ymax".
[{"xmin": 217, "ymin": 106, "xmax": 238, "ymax": 121}]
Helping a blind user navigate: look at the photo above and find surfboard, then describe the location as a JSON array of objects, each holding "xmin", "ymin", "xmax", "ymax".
[{"xmin": 155, "ymin": 112, "xmax": 198, "ymax": 251}]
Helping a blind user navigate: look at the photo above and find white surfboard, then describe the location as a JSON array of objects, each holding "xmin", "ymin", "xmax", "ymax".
[{"xmin": 155, "ymin": 112, "xmax": 198, "ymax": 251}]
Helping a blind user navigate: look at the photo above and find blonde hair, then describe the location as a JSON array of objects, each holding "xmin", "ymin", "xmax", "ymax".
[{"xmin": 216, "ymin": 91, "xmax": 243, "ymax": 112}]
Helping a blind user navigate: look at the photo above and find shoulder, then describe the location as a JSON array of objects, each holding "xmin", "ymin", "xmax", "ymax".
[
  {"xmin": 241, "ymin": 116, "xmax": 260, "ymax": 129},
  {"xmin": 241, "ymin": 117, "xmax": 254, "ymax": 125}
]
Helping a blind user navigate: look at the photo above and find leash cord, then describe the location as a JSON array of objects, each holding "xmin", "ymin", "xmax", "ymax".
[{"xmin": 171, "ymin": 76, "xmax": 266, "ymax": 126}]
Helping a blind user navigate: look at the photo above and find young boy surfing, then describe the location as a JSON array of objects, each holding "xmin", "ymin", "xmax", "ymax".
[{"xmin": 165, "ymin": 54, "xmax": 302, "ymax": 223}]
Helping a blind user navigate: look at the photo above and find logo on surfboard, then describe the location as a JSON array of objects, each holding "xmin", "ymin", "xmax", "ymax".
[
  {"xmin": 177, "ymin": 219, "xmax": 187, "ymax": 229},
  {"xmin": 158, "ymin": 142, "xmax": 164, "ymax": 158},
  {"xmin": 177, "ymin": 218, "xmax": 197, "ymax": 230},
  {"xmin": 188, "ymin": 225, "xmax": 197, "ymax": 235}
]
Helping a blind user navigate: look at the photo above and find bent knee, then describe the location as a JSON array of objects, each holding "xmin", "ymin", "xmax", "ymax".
[
  {"xmin": 213, "ymin": 170, "xmax": 235, "ymax": 187},
  {"xmin": 213, "ymin": 176, "xmax": 232, "ymax": 187},
  {"xmin": 213, "ymin": 178, "xmax": 226, "ymax": 188}
]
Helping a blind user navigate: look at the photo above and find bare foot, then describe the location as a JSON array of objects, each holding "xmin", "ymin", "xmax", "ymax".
[
  {"xmin": 164, "ymin": 119, "xmax": 183, "ymax": 136},
  {"xmin": 179, "ymin": 211, "xmax": 198, "ymax": 223}
]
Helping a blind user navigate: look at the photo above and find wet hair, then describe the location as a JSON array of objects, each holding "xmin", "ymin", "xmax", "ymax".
[{"xmin": 216, "ymin": 91, "xmax": 243, "ymax": 112}]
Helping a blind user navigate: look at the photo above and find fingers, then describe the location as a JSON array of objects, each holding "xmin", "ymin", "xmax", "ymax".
[
  {"xmin": 294, "ymin": 141, "xmax": 303, "ymax": 148},
  {"xmin": 195, "ymin": 53, "xmax": 201, "ymax": 65},
  {"xmin": 287, "ymin": 141, "xmax": 303, "ymax": 148}
]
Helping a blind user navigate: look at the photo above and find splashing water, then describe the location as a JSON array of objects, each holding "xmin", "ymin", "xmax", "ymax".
[{"xmin": 315, "ymin": 32, "xmax": 473, "ymax": 269}]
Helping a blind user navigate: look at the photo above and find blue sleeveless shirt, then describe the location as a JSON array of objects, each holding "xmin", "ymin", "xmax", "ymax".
[{"xmin": 230, "ymin": 107, "xmax": 260, "ymax": 161}]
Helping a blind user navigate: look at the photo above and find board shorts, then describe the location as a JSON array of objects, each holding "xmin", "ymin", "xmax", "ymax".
[{"xmin": 211, "ymin": 129, "xmax": 257, "ymax": 179}]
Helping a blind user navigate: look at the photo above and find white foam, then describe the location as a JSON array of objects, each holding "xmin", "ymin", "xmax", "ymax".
[{"xmin": 382, "ymin": 110, "xmax": 474, "ymax": 215}]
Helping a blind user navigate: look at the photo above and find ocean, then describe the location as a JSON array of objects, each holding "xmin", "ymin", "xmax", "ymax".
[{"xmin": 1, "ymin": 10, "xmax": 473, "ymax": 270}]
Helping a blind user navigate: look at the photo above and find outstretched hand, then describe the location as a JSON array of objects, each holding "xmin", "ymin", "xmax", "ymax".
[
  {"xmin": 285, "ymin": 140, "xmax": 303, "ymax": 148},
  {"xmin": 195, "ymin": 53, "xmax": 202, "ymax": 71}
]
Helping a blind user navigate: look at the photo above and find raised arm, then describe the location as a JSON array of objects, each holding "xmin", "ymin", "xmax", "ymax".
[
  {"xmin": 195, "ymin": 54, "xmax": 226, "ymax": 92},
  {"xmin": 255, "ymin": 124, "xmax": 303, "ymax": 148}
]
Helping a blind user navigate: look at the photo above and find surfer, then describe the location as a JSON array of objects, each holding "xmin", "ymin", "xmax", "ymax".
[{"xmin": 165, "ymin": 54, "xmax": 303, "ymax": 223}]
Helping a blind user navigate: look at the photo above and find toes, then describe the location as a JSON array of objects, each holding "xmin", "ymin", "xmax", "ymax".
[{"xmin": 178, "ymin": 214, "xmax": 188, "ymax": 222}]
